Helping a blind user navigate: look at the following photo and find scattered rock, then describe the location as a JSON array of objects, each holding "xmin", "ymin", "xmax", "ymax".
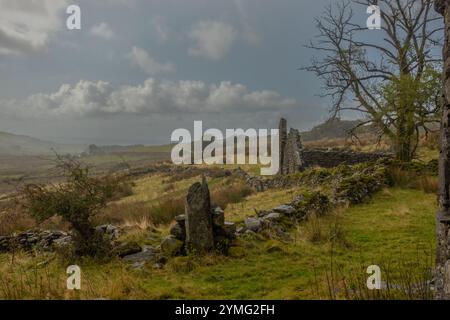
[
  {"xmin": 95, "ymin": 224, "xmax": 121, "ymax": 241},
  {"xmin": 111, "ymin": 241, "xmax": 141, "ymax": 258},
  {"xmin": 123, "ymin": 247, "xmax": 156, "ymax": 264}
]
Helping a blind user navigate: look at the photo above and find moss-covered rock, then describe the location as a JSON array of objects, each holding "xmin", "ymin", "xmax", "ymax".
[{"xmin": 291, "ymin": 190, "xmax": 331, "ymax": 218}]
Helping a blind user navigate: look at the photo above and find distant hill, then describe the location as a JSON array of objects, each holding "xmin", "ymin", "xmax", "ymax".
[
  {"xmin": 301, "ymin": 118, "xmax": 375, "ymax": 142},
  {"xmin": 0, "ymin": 131, "xmax": 84, "ymax": 155}
]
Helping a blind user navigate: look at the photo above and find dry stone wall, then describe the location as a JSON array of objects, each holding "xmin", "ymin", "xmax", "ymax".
[
  {"xmin": 277, "ymin": 118, "xmax": 391, "ymax": 174},
  {"xmin": 302, "ymin": 149, "xmax": 390, "ymax": 168}
]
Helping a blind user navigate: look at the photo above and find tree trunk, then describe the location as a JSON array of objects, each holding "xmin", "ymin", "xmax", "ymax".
[
  {"xmin": 435, "ymin": 0, "xmax": 450, "ymax": 300},
  {"xmin": 395, "ymin": 104, "xmax": 416, "ymax": 162}
]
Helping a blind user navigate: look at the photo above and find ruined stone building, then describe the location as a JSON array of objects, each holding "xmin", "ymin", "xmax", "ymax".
[
  {"xmin": 278, "ymin": 118, "xmax": 305, "ymax": 174},
  {"xmin": 277, "ymin": 118, "xmax": 388, "ymax": 175}
]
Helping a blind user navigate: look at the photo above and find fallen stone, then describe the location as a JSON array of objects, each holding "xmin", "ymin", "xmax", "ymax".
[
  {"xmin": 111, "ymin": 241, "xmax": 142, "ymax": 258},
  {"xmin": 95, "ymin": 224, "xmax": 121, "ymax": 240},
  {"xmin": 245, "ymin": 217, "xmax": 262, "ymax": 232},
  {"xmin": 263, "ymin": 212, "xmax": 283, "ymax": 222},
  {"xmin": 257, "ymin": 210, "xmax": 271, "ymax": 217},
  {"xmin": 52, "ymin": 236, "xmax": 72, "ymax": 248},
  {"xmin": 212, "ymin": 207, "xmax": 225, "ymax": 227},
  {"xmin": 236, "ymin": 227, "xmax": 247, "ymax": 234},
  {"xmin": 175, "ymin": 215, "xmax": 186, "ymax": 227},
  {"xmin": 123, "ymin": 247, "xmax": 156, "ymax": 264},
  {"xmin": 223, "ymin": 222, "xmax": 237, "ymax": 235},
  {"xmin": 272, "ymin": 205, "xmax": 296, "ymax": 215},
  {"xmin": 161, "ymin": 235, "xmax": 183, "ymax": 256},
  {"xmin": 169, "ymin": 222, "xmax": 186, "ymax": 241}
]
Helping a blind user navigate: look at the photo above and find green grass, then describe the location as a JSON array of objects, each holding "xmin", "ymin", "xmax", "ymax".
[{"xmin": 0, "ymin": 187, "xmax": 436, "ymax": 299}]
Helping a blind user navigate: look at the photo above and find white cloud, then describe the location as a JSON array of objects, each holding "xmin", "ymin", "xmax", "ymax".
[
  {"xmin": 0, "ymin": 0, "xmax": 68, "ymax": 55},
  {"xmin": 90, "ymin": 22, "xmax": 115, "ymax": 40},
  {"xmin": 188, "ymin": 21, "xmax": 236, "ymax": 60},
  {"xmin": 127, "ymin": 46, "xmax": 175, "ymax": 75},
  {"xmin": 2, "ymin": 78, "xmax": 297, "ymax": 118}
]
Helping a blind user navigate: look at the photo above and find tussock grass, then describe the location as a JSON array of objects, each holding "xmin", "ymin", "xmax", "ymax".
[{"xmin": 389, "ymin": 167, "xmax": 438, "ymax": 193}]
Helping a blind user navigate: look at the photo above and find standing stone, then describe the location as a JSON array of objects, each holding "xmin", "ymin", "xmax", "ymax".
[
  {"xmin": 282, "ymin": 128, "xmax": 304, "ymax": 174},
  {"xmin": 435, "ymin": 0, "xmax": 450, "ymax": 300},
  {"xmin": 185, "ymin": 176, "xmax": 214, "ymax": 253},
  {"xmin": 279, "ymin": 118, "xmax": 288, "ymax": 175}
]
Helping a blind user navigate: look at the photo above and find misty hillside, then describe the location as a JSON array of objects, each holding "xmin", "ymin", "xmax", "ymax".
[
  {"xmin": 301, "ymin": 118, "xmax": 375, "ymax": 142},
  {"xmin": 0, "ymin": 131, "xmax": 84, "ymax": 155}
]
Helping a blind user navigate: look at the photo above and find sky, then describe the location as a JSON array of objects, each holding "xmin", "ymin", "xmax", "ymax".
[{"xmin": 0, "ymin": 0, "xmax": 372, "ymax": 145}]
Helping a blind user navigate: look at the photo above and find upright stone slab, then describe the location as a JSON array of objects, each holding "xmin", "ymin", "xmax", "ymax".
[
  {"xmin": 435, "ymin": 0, "xmax": 450, "ymax": 299},
  {"xmin": 185, "ymin": 177, "xmax": 214, "ymax": 253},
  {"xmin": 278, "ymin": 118, "xmax": 288, "ymax": 175},
  {"xmin": 281, "ymin": 128, "xmax": 304, "ymax": 174}
]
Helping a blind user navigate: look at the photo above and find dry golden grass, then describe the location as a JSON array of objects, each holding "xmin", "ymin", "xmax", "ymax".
[
  {"xmin": 0, "ymin": 208, "xmax": 36, "ymax": 236},
  {"xmin": 389, "ymin": 167, "xmax": 438, "ymax": 194}
]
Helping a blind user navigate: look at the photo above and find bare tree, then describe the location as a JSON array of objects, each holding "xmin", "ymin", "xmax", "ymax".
[{"xmin": 304, "ymin": 0, "xmax": 443, "ymax": 161}]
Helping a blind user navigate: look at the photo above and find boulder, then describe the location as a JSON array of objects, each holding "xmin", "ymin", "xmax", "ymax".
[
  {"xmin": 169, "ymin": 222, "xmax": 186, "ymax": 241},
  {"xmin": 245, "ymin": 217, "xmax": 262, "ymax": 232},
  {"xmin": 161, "ymin": 235, "xmax": 183, "ymax": 256},
  {"xmin": 174, "ymin": 215, "xmax": 186, "ymax": 227},
  {"xmin": 95, "ymin": 224, "xmax": 121, "ymax": 240},
  {"xmin": 212, "ymin": 207, "xmax": 225, "ymax": 227},
  {"xmin": 123, "ymin": 246, "xmax": 156, "ymax": 264},
  {"xmin": 224, "ymin": 221, "xmax": 236, "ymax": 233},
  {"xmin": 263, "ymin": 212, "xmax": 283, "ymax": 222},
  {"xmin": 111, "ymin": 241, "xmax": 142, "ymax": 258}
]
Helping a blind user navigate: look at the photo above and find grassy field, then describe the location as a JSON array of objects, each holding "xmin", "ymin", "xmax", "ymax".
[
  {"xmin": 0, "ymin": 141, "xmax": 439, "ymax": 299},
  {"xmin": 0, "ymin": 184, "xmax": 436, "ymax": 299}
]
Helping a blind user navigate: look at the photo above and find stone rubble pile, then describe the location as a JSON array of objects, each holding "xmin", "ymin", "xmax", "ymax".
[
  {"xmin": 0, "ymin": 230, "xmax": 71, "ymax": 252},
  {"xmin": 0, "ymin": 224, "xmax": 121, "ymax": 253}
]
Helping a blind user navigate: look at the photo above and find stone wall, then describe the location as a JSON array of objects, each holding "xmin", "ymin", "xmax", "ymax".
[
  {"xmin": 277, "ymin": 118, "xmax": 391, "ymax": 173},
  {"xmin": 302, "ymin": 148, "xmax": 390, "ymax": 168}
]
